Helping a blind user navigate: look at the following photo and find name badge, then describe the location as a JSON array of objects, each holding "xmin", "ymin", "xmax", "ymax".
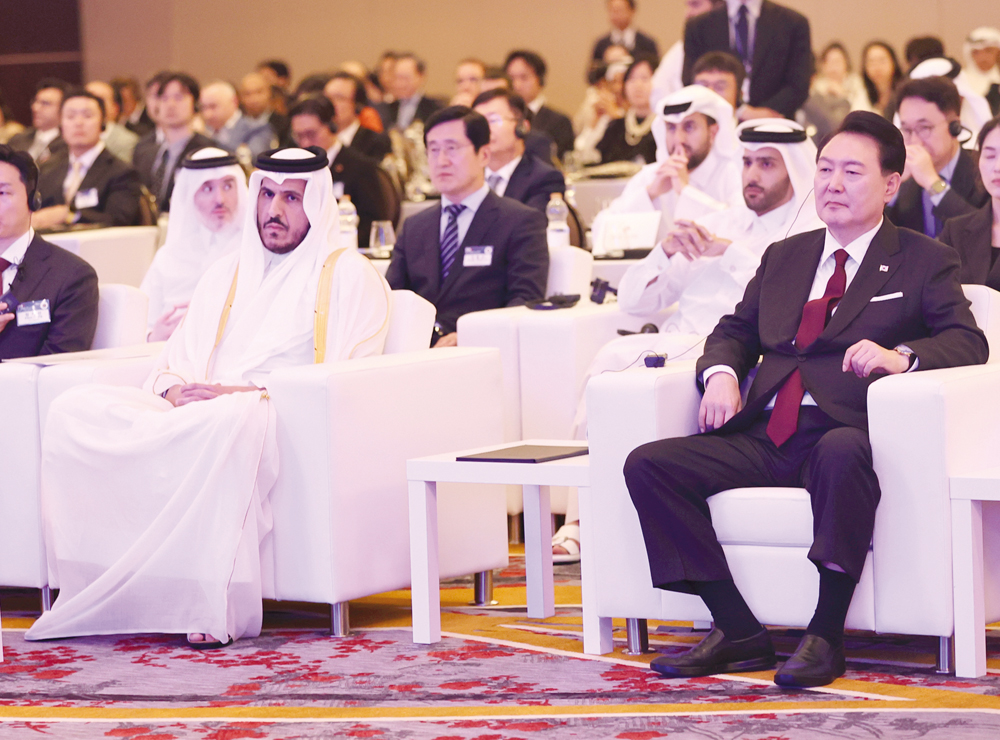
[
  {"xmin": 17, "ymin": 299, "xmax": 51, "ymax": 327},
  {"xmin": 74, "ymin": 188, "xmax": 99, "ymax": 210},
  {"xmin": 463, "ymin": 245, "xmax": 493, "ymax": 267}
]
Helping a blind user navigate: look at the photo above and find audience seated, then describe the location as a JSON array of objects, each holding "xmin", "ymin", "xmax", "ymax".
[
  {"xmin": 573, "ymin": 60, "xmax": 626, "ymax": 165},
  {"xmin": 651, "ymin": 0, "xmax": 722, "ymax": 108},
  {"xmin": 452, "ymin": 58, "xmax": 486, "ymax": 107},
  {"xmin": 691, "ymin": 51, "xmax": 745, "ymax": 113},
  {"xmin": 240, "ymin": 72, "xmax": 291, "ymax": 148},
  {"xmin": 887, "ymin": 76, "xmax": 988, "ymax": 237},
  {"xmin": 133, "ymin": 73, "xmax": 215, "ymax": 213},
  {"xmin": 386, "ymin": 106, "xmax": 548, "ymax": 347},
  {"xmin": 0, "ymin": 144, "xmax": 99, "ymax": 359},
  {"xmin": 593, "ymin": 85, "xmax": 743, "ymax": 245},
  {"xmin": 964, "ymin": 27, "xmax": 1000, "ymax": 115},
  {"xmin": 323, "ymin": 73, "xmax": 392, "ymax": 161},
  {"xmin": 939, "ymin": 116, "xmax": 1000, "ymax": 290},
  {"xmin": 200, "ymin": 81, "xmax": 276, "ymax": 160},
  {"xmin": 140, "ymin": 148, "xmax": 248, "ymax": 341},
  {"xmin": 807, "ymin": 42, "xmax": 867, "ymax": 130},
  {"xmin": 860, "ymin": 41, "xmax": 904, "ymax": 119},
  {"xmin": 904, "ymin": 36, "xmax": 945, "ymax": 73},
  {"xmin": 908, "ymin": 56, "xmax": 995, "ymax": 146},
  {"xmin": 473, "ymin": 89, "xmax": 565, "ymax": 213},
  {"xmin": 85, "ymin": 81, "xmax": 140, "ymax": 164},
  {"xmin": 0, "ymin": 88, "xmax": 25, "ymax": 145},
  {"xmin": 596, "ymin": 55, "xmax": 658, "ymax": 165},
  {"xmin": 591, "ymin": 0, "xmax": 659, "ymax": 64},
  {"xmin": 112, "ymin": 76, "xmax": 154, "ymax": 138},
  {"xmin": 506, "ymin": 50, "xmax": 576, "ymax": 160},
  {"xmin": 682, "ymin": 0, "xmax": 811, "ymax": 120},
  {"xmin": 289, "ymin": 96, "xmax": 391, "ymax": 247},
  {"xmin": 373, "ymin": 51, "xmax": 398, "ymax": 105},
  {"xmin": 256, "ymin": 58, "xmax": 293, "ymax": 112},
  {"xmin": 8, "ymin": 78, "xmax": 69, "ymax": 165},
  {"xmin": 33, "ymin": 89, "xmax": 142, "ymax": 229},
  {"xmin": 381, "ymin": 53, "xmax": 443, "ymax": 130}
]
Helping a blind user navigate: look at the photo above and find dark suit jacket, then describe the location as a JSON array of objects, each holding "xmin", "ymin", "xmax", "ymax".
[
  {"xmin": 502, "ymin": 153, "xmax": 566, "ymax": 213},
  {"xmin": 385, "ymin": 189, "xmax": 549, "ymax": 336},
  {"xmin": 682, "ymin": 1, "xmax": 811, "ymax": 118},
  {"xmin": 349, "ymin": 125, "xmax": 392, "ymax": 161},
  {"xmin": 36, "ymin": 148, "xmax": 142, "ymax": 227},
  {"xmin": 125, "ymin": 108, "xmax": 156, "ymax": 138},
  {"xmin": 696, "ymin": 222, "xmax": 988, "ymax": 432},
  {"xmin": 132, "ymin": 131, "xmax": 216, "ymax": 212},
  {"xmin": 7, "ymin": 128, "xmax": 67, "ymax": 165},
  {"xmin": 592, "ymin": 30, "xmax": 660, "ymax": 62},
  {"xmin": 531, "ymin": 106, "xmax": 575, "ymax": 161},
  {"xmin": 383, "ymin": 95, "xmax": 444, "ymax": 130},
  {"xmin": 524, "ymin": 130, "xmax": 557, "ymax": 165},
  {"xmin": 939, "ymin": 204, "xmax": 1000, "ymax": 290},
  {"xmin": 0, "ymin": 234, "xmax": 99, "ymax": 359},
  {"xmin": 886, "ymin": 148, "xmax": 988, "ymax": 237},
  {"xmin": 330, "ymin": 145, "xmax": 391, "ymax": 248}
]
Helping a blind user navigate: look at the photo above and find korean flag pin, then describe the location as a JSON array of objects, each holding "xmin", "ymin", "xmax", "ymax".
[{"xmin": 879, "ymin": 265, "xmax": 889, "ymax": 272}]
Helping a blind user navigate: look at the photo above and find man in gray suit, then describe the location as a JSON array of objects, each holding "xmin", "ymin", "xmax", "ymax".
[{"xmin": 200, "ymin": 81, "xmax": 276, "ymax": 160}]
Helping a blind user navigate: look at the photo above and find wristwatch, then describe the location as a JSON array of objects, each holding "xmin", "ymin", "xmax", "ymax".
[
  {"xmin": 894, "ymin": 345, "xmax": 916, "ymax": 370},
  {"xmin": 928, "ymin": 178, "xmax": 949, "ymax": 196}
]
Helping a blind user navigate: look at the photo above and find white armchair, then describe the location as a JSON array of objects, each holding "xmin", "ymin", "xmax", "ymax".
[{"xmin": 581, "ymin": 285, "xmax": 1000, "ymax": 667}]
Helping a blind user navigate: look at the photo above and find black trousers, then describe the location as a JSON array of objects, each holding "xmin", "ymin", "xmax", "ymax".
[{"xmin": 623, "ymin": 406, "xmax": 880, "ymax": 591}]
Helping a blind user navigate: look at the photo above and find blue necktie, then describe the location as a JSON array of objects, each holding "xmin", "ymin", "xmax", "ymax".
[
  {"xmin": 440, "ymin": 203, "xmax": 466, "ymax": 281},
  {"xmin": 735, "ymin": 4, "xmax": 750, "ymax": 68}
]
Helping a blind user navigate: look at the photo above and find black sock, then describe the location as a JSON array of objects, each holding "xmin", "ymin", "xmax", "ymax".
[
  {"xmin": 693, "ymin": 579, "xmax": 762, "ymax": 641},
  {"xmin": 806, "ymin": 566, "xmax": 857, "ymax": 648}
]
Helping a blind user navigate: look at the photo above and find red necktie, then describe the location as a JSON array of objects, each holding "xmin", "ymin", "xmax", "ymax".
[
  {"xmin": 766, "ymin": 249, "xmax": 849, "ymax": 447},
  {"xmin": 0, "ymin": 259, "xmax": 10, "ymax": 274}
]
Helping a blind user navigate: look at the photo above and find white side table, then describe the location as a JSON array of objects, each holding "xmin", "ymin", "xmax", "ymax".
[
  {"xmin": 407, "ymin": 440, "xmax": 613, "ymax": 654},
  {"xmin": 949, "ymin": 465, "xmax": 1000, "ymax": 677}
]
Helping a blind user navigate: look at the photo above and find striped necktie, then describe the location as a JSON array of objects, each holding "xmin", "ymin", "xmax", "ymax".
[
  {"xmin": 64, "ymin": 159, "xmax": 84, "ymax": 206},
  {"xmin": 440, "ymin": 203, "xmax": 466, "ymax": 281}
]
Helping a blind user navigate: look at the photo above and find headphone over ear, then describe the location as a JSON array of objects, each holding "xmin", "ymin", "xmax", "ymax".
[
  {"xmin": 29, "ymin": 189, "xmax": 42, "ymax": 212},
  {"xmin": 948, "ymin": 119, "xmax": 963, "ymax": 138},
  {"xmin": 514, "ymin": 120, "xmax": 528, "ymax": 140}
]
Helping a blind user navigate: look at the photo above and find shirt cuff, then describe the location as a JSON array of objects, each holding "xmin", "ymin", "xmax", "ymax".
[{"xmin": 702, "ymin": 364, "xmax": 739, "ymax": 386}]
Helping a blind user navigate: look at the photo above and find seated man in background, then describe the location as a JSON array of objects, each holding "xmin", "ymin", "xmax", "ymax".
[
  {"xmin": 472, "ymin": 89, "xmax": 566, "ymax": 212},
  {"xmin": 34, "ymin": 89, "xmax": 142, "ymax": 229},
  {"xmin": 625, "ymin": 112, "xmax": 986, "ymax": 688},
  {"xmin": 0, "ymin": 145, "xmax": 99, "ymax": 359},
  {"xmin": 505, "ymin": 50, "xmax": 576, "ymax": 160},
  {"xmin": 324, "ymin": 73, "xmax": 392, "ymax": 162},
  {"xmin": 382, "ymin": 53, "xmax": 443, "ymax": 130},
  {"xmin": 240, "ymin": 72, "xmax": 291, "ymax": 148},
  {"xmin": 453, "ymin": 58, "xmax": 486, "ymax": 107},
  {"xmin": 140, "ymin": 148, "xmax": 248, "ymax": 341},
  {"xmin": 200, "ymin": 81, "xmax": 276, "ymax": 160},
  {"xmin": 386, "ymin": 106, "xmax": 548, "ymax": 347},
  {"xmin": 9, "ymin": 78, "xmax": 69, "ymax": 165},
  {"xmin": 887, "ymin": 76, "xmax": 988, "ymax": 237},
  {"xmin": 594, "ymin": 85, "xmax": 743, "ymax": 246},
  {"xmin": 288, "ymin": 96, "xmax": 391, "ymax": 248},
  {"xmin": 85, "ymin": 81, "xmax": 140, "ymax": 164}
]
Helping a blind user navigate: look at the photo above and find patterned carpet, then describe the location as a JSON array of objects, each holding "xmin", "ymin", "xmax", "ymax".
[{"xmin": 0, "ymin": 552, "xmax": 998, "ymax": 739}]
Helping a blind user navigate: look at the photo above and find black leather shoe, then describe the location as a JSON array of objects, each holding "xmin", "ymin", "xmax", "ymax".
[
  {"xmin": 773, "ymin": 634, "xmax": 846, "ymax": 688},
  {"xmin": 649, "ymin": 627, "xmax": 775, "ymax": 678}
]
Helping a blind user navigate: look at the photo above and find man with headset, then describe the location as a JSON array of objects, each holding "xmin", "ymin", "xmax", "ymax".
[
  {"xmin": 472, "ymin": 89, "xmax": 566, "ymax": 213},
  {"xmin": 887, "ymin": 76, "xmax": 989, "ymax": 237},
  {"xmin": 324, "ymin": 72, "xmax": 392, "ymax": 162},
  {"xmin": 0, "ymin": 144, "xmax": 99, "ymax": 359}
]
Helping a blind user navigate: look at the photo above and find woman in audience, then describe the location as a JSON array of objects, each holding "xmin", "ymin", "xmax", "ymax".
[
  {"xmin": 811, "ymin": 42, "xmax": 868, "ymax": 114},
  {"xmin": 861, "ymin": 41, "xmax": 904, "ymax": 118},
  {"xmin": 596, "ymin": 55, "xmax": 657, "ymax": 165},
  {"xmin": 939, "ymin": 115, "xmax": 1000, "ymax": 289},
  {"xmin": 141, "ymin": 148, "xmax": 248, "ymax": 341},
  {"xmin": 574, "ymin": 57, "xmax": 627, "ymax": 165}
]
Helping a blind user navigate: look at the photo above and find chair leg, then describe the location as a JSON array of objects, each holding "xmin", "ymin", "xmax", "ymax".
[
  {"xmin": 473, "ymin": 570, "xmax": 496, "ymax": 606},
  {"xmin": 41, "ymin": 586, "xmax": 52, "ymax": 612},
  {"xmin": 508, "ymin": 514, "xmax": 523, "ymax": 545},
  {"xmin": 935, "ymin": 635, "xmax": 953, "ymax": 674},
  {"xmin": 330, "ymin": 602, "xmax": 350, "ymax": 637},
  {"xmin": 624, "ymin": 618, "xmax": 650, "ymax": 655}
]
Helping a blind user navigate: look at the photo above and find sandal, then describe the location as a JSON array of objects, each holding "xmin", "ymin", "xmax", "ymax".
[
  {"xmin": 187, "ymin": 632, "xmax": 233, "ymax": 650},
  {"xmin": 552, "ymin": 523, "xmax": 581, "ymax": 564}
]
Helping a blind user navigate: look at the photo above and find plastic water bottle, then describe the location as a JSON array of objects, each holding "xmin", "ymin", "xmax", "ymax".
[
  {"xmin": 338, "ymin": 195, "xmax": 359, "ymax": 250},
  {"xmin": 546, "ymin": 193, "xmax": 570, "ymax": 249}
]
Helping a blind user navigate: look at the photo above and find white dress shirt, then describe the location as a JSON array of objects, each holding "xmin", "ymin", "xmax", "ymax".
[
  {"xmin": 0, "ymin": 227, "xmax": 33, "ymax": 293},
  {"xmin": 485, "ymin": 156, "xmax": 521, "ymax": 197},
  {"xmin": 62, "ymin": 142, "xmax": 105, "ymax": 201},
  {"xmin": 28, "ymin": 128, "xmax": 60, "ymax": 161},
  {"xmin": 439, "ymin": 183, "xmax": 490, "ymax": 245},
  {"xmin": 609, "ymin": 27, "xmax": 637, "ymax": 51},
  {"xmin": 527, "ymin": 95, "xmax": 546, "ymax": 116},
  {"xmin": 395, "ymin": 95, "xmax": 421, "ymax": 130},
  {"xmin": 338, "ymin": 119, "xmax": 361, "ymax": 147}
]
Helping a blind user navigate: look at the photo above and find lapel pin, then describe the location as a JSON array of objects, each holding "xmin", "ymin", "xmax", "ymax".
[{"xmin": 879, "ymin": 265, "xmax": 889, "ymax": 272}]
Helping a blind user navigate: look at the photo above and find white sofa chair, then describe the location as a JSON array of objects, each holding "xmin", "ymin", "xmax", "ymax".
[
  {"xmin": 47, "ymin": 226, "xmax": 159, "ymax": 288},
  {"xmin": 581, "ymin": 285, "xmax": 1000, "ymax": 668},
  {"xmin": 0, "ymin": 284, "xmax": 150, "ymax": 596}
]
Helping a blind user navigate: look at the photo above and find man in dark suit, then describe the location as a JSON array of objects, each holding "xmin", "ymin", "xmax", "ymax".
[
  {"xmin": 8, "ymin": 78, "xmax": 69, "ymax": 166},
  {"xmin": 592, "ymin": 0, "xmax": 660, "ymax": 63},
  {"xmin": 381, "ymin": 53, "xmax": 444, "ymax": 131},
  {"xmin": 0, "ymin": 145, "xmax": 99, "ymax": 359},
  {"xmin": 386, "ymin": 106, "xmax": 548, "ymax": 347},
  {"xmin": 887, "ymin": 77, "xmax": 989, "ymax": 237},
  {"xmin": 472, "ymin": 89, "xmax": 565, "ymax": 213},
  {"xmin": 33, "ymin": 89, "xmax": 141, "ymax": 229},
  {"xmin": 682, "ymin": 0, "xmax": 811, "ymax": 120},
  {"xmin": 288, "ymin": 97, "xmax": 391, "ymax": 247},
  {"xmin": 132, "ymin": 73, "xmax": 214, "ymax": 213},
  {"xmin": 324, "ymin": 72, "xmax": 392, "ymax": 162},
  {"xmin": 623, "ymin": 112, "xmax": 987, "ymax": 687},
  {"xmin": 505, "ymin": 50, "xmax": 576, "ymax": 160}
]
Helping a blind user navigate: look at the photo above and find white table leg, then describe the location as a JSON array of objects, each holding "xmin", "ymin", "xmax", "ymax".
[
  {"xmin": 522, "ymin": 483, "xmax": 555, "ymax": 618},
  {"xmin": 409, "ymin": 479, "xmax": 440, "ymax": 644},
  {"xmin": 578, "ymin": 485, "xmax": 613, "ymax": 655},
  {"xmin": 951, "ymin": 498, "xmax": 986, "ymax": 678}
]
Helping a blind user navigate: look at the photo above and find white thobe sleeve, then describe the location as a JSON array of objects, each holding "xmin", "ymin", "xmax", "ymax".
[
  {"xmin": 617, "ymin": 245, "xmax": 697, "ymax": 316},
  {"xmin": 323, "ymin": 251, "xmax": 393, "ymax": 361}
]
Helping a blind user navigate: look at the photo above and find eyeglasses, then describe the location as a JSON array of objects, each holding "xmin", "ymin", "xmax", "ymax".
[
  {"xmin": 426, "ymin": 141, "xmax": 473, "ymax": 159},
  {"xmin": 899, "ymin": 121, "xmax": 942, "ymax": 139},
  {"xmin": 483, "ymin": 114, "xmax": 516, "ymax": 127}
]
